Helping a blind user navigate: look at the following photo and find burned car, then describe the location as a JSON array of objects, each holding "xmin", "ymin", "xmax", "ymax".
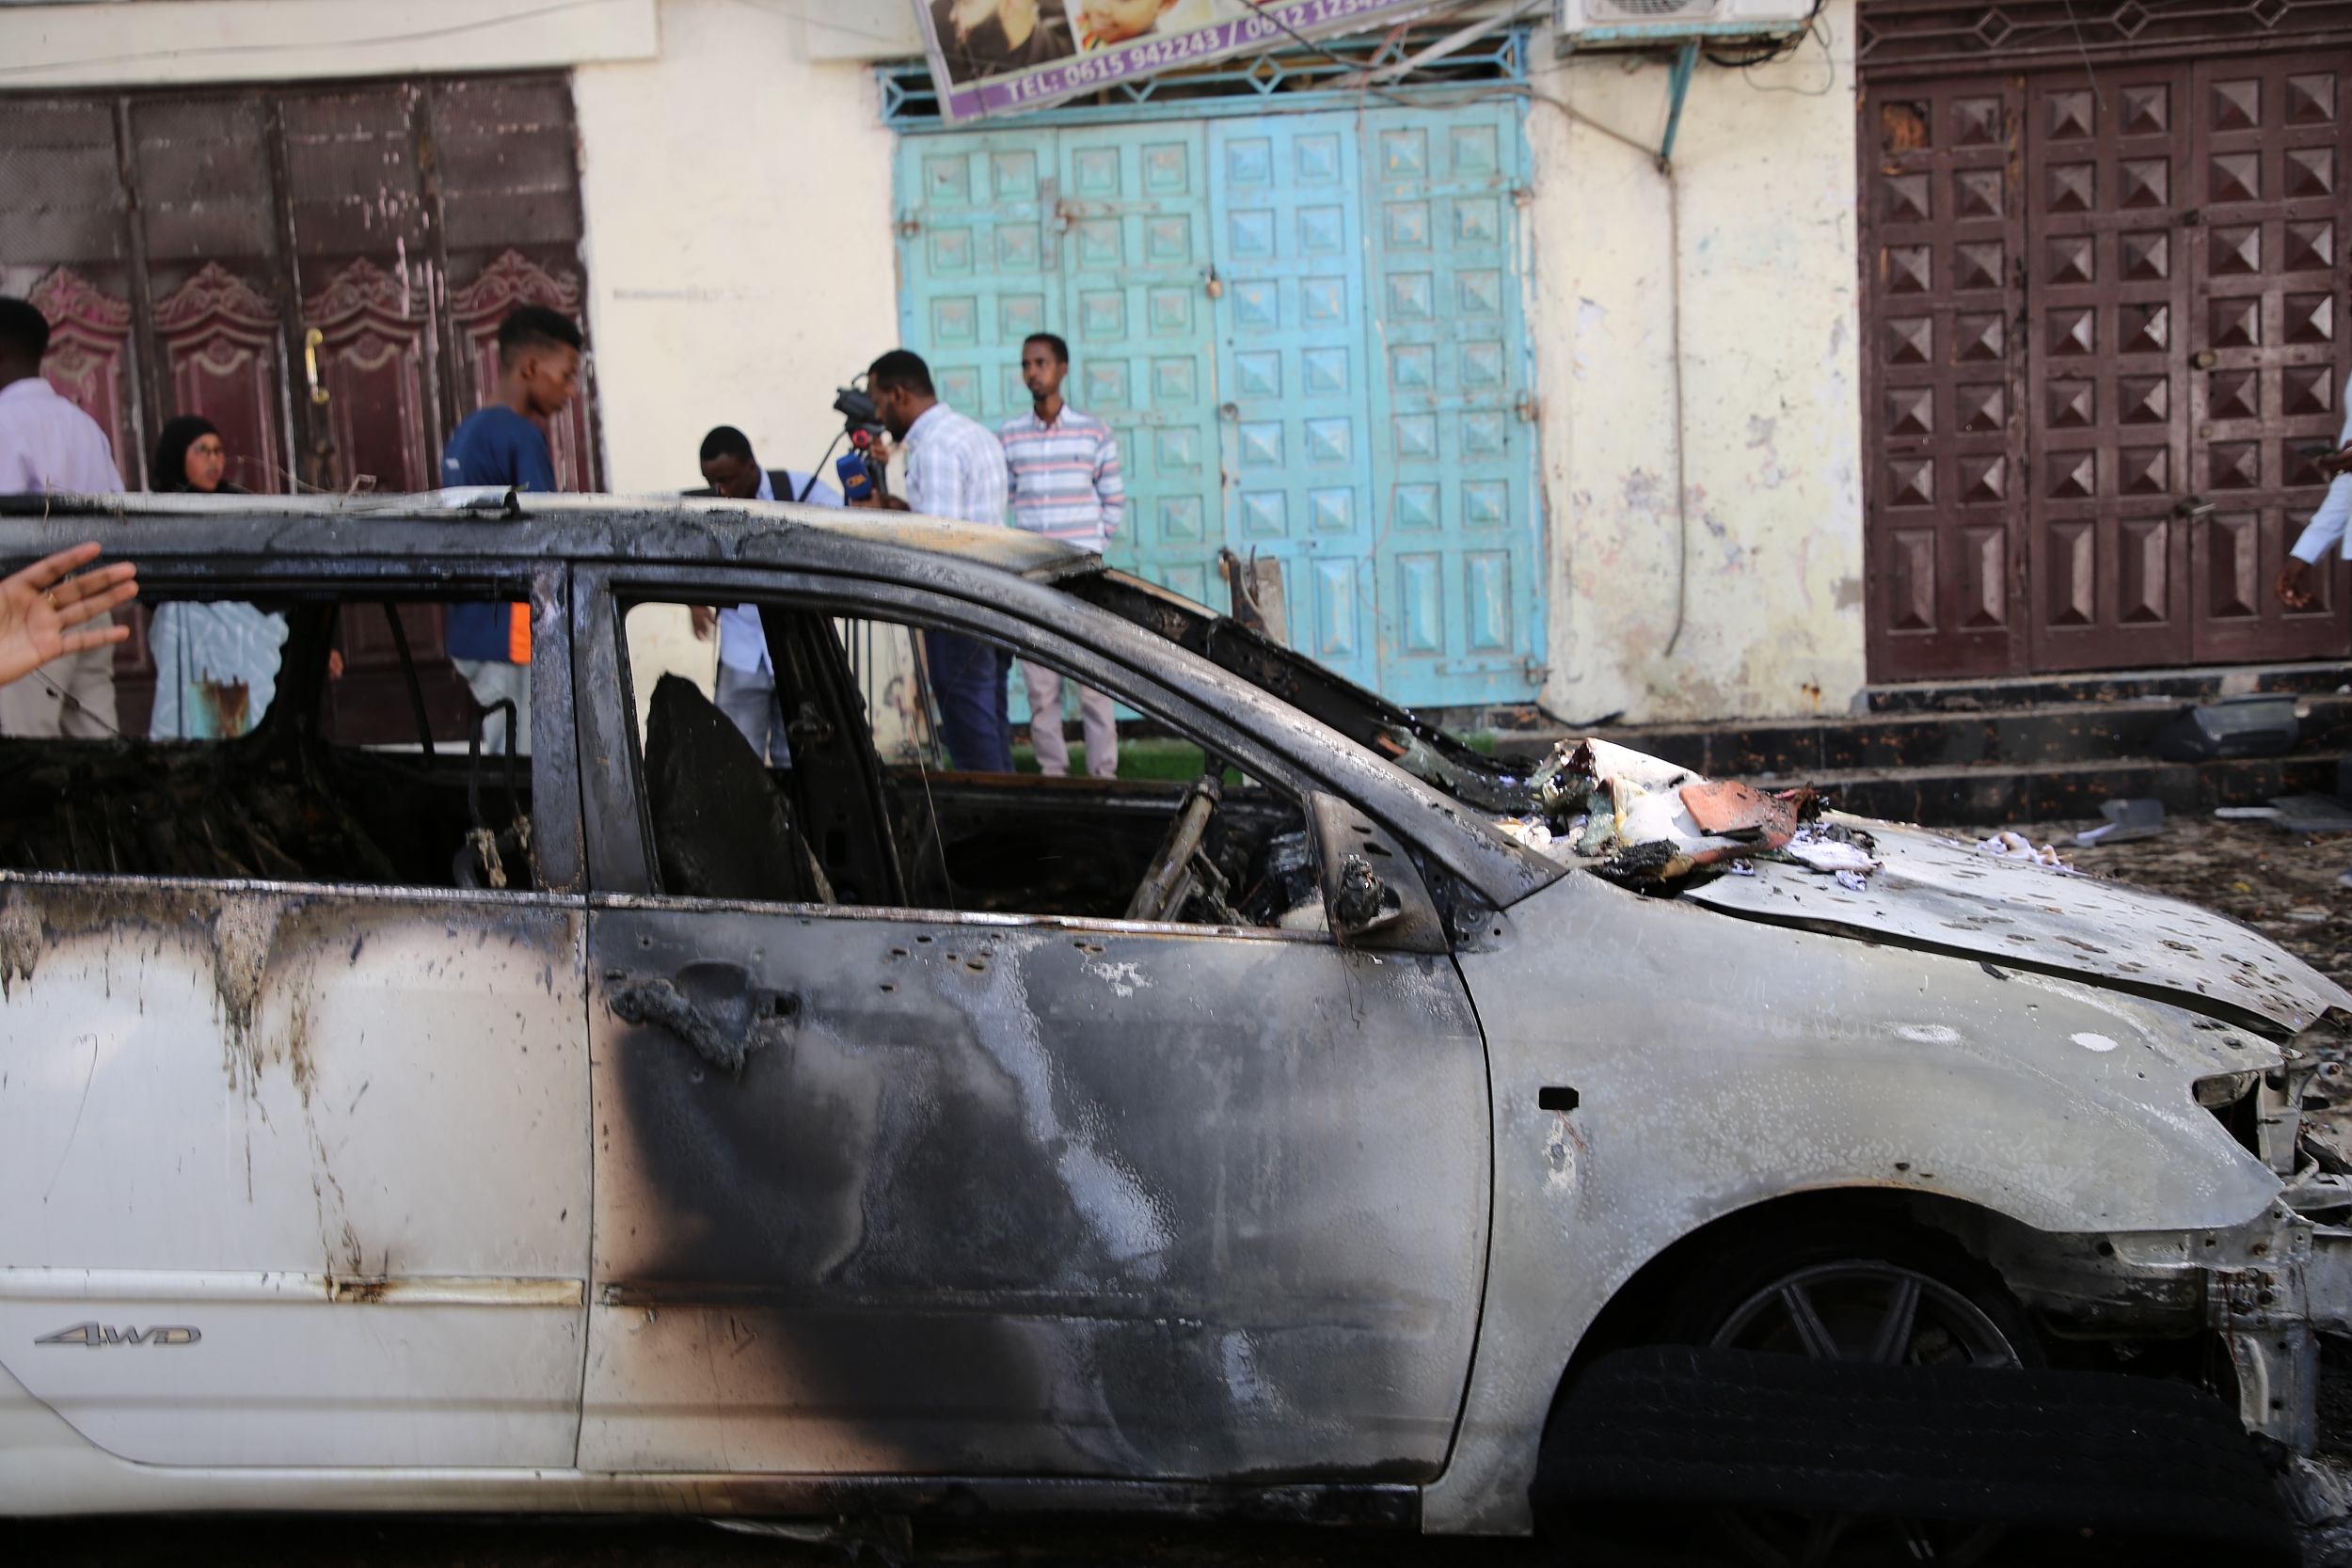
[{"xmin": 0, "ymin": 492, "xmax": 2341, "ymax": 1559}]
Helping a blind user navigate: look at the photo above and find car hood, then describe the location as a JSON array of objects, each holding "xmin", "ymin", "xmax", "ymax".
[{"xmin": 1677, "ymin": 815, "xmax": 2350, "ymax": 1036}]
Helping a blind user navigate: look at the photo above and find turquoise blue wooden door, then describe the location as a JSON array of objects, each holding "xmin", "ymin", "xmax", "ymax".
[
  {"xmin": 1207, "ymin": 113, "xmax": 1380, "ymax": 695},
  {"xmin": 1051, "ymin": 125, "xmax": 1219, "ymax": 606},
  {"xmin": 896, "ymin": 132, "xmax": 1062, "ymax": 432},
  {"xmin": 897, "ymin": 103, "xmax": 1544, "ymax": 714},
  {"xmin": 1362, "ymin": 104, "xmax": 1542, "ymax": 709}
]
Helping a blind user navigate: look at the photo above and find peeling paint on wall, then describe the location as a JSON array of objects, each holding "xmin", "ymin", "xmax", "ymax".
[{"xmin": 1527, "ymin": 4, "xmax": 1864, "ymax": 722}]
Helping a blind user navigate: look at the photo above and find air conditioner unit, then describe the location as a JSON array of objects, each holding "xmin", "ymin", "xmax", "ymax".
[{"xmin": 1554, "ymin": 0, "xmax": 1815, "ymax": 53}]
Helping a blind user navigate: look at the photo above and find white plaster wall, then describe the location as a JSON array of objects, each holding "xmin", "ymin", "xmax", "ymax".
[
  {"xmin": 569, "ymin": 0, "xmax": 904, "ymax": 496},
  {"xmin": 1525, "ymin": 4, "xmax": 1864, "ymax": 722}
]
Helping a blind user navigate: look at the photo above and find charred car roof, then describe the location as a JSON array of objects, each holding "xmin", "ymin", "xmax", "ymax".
[{"xmin": 0, "ymin": 491, "xmax": 1560, "ymax": 910}]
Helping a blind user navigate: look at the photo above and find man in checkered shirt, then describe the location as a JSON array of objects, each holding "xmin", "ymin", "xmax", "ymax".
[
  {"xmin": 998, "ymin": 332, "xmax": 1124, "ymax": 778},
  {"xmin": 859, "ymin": 349, "xmax": 1015, "ymax": 772}
]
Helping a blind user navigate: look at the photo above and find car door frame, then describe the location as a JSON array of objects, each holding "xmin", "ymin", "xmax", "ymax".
[{"xmin": 0, "ymin": 550, "xmax": 596, "ymax": 1469}]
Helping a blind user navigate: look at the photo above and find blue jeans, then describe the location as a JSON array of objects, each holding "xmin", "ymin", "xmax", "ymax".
[{"xmin": 924, "ymin": 630, "xmax": 1012, "ymax": 773}]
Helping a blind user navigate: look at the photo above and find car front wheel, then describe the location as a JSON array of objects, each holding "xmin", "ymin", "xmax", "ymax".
[{"xmin": 1666, "ymin": 1222, "xmax": 2038, "ymax": 1568}]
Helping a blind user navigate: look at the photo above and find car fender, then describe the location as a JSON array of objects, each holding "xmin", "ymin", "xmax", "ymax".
[{"xmin": 1423, "ymin": 869, "xmax": 2282, "ymax": 1533}]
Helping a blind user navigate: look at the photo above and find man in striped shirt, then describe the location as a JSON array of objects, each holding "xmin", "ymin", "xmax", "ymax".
[{"xmin": 999, "ymin": 332, "xmax": 1124, "ymax": 778}]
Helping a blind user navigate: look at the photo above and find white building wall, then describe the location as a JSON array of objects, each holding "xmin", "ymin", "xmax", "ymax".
[
  {"xmin": 570, "ymin": 0, "xmax": 906, "ymax": 495},
  {"xmin": 1526, "ymin": 4, "xmax": 1866, "ymax": 722}
]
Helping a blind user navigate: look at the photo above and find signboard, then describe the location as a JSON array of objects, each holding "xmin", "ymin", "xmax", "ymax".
[{"xmin": 915, "ymin": 0, "xmax": 1439, "ymax": 122}]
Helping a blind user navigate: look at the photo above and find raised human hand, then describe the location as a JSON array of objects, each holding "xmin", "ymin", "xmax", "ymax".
[{"xmin": 0, "ymin": 543, "xmax": 138, "ymax": 688}]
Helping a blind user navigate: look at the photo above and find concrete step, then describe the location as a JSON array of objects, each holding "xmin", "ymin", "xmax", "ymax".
[
  {"xmin": 1481, "ymin": 671, "xmax": 2352, "ymax": 829},
  {"xmin": 1492, "ymin": 695, "xmax": 2352, "ymax": 778},
  {"xmin": 1859, "ymin": 657, "xmax": 2352, "ymax": 714},
  {"xmin": 1748, "ymin": 752, "xmax": 2352, "ymax": 830}
]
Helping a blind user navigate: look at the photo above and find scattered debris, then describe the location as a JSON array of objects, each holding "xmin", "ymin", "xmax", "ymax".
[
  {"xmin": 1785, "ymin": 830, "xmax": 1880, "ymax": 875},
  {"xmin": 2075, "ymin": 798, "xmax": 2166, "ymax": 847},
  {"xmin": 2265, "ymin": 795, "xmax": 2352, "ymax": 835},
  {"xmin": 2153, "ymin": 693, "xmax": 2299, "ymax": 762},
  {"xmin": 1976, "ymin": 830, "xmax": 2070, "ymax": 869},
  {"xmin": 2280, "ymin": 1453, "xmax": 2352, "ymax": 1527}
]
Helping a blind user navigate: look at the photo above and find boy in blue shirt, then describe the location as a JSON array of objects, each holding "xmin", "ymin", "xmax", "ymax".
[{"xmin": 438, "ymin": 306, "xmax": 582, "ymax": 755}]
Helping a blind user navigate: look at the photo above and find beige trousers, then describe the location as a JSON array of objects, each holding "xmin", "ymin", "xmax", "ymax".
[{"xmin": 1020, "ymin": 659, "xmax": 1118, "ymax": 779}]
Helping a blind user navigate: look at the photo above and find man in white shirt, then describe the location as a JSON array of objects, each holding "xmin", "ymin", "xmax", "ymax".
[
  {"xmin": 2279, "ymin": 381, "xmax": 2352, "ymax": 612},
  {"xmin": 0, "ymin": 296, "xmax": 122, "ymax": 738},
  {"xmin": 856, "ymin": 349, "xmax": 1015, "ymax": 773}
]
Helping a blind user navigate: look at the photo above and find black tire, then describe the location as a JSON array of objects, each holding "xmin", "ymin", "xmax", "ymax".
[{"xmin": 1550, "ymin": 1218, "xmax": 2042, "ymax": 1568}]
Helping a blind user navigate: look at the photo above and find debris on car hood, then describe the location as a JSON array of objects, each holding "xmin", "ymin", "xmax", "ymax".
[
  {"xmin": 1500, "ymin": 736, "xmax": 1867, "ymax": 892},
  {"xmin": 1493, "ymin": 736, "xmax": 2352, "ymax": 1034}
]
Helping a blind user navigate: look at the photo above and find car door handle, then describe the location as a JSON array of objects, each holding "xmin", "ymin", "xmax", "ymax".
[{"xmin": 607, "ymin": 962, "xmax": 798, "ymax": 1078}]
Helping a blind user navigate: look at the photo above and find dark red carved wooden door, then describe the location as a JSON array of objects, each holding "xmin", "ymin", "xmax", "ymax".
[
  {"xmin": 282, "ymin": 86, "xmax": 441, "ymax": 496},
  {"xmin": 0, "ymin": 74, "xmax": 601, "ymax": 736},
  {"xmin": 133, "ymin": 95, "xmax": 294, "ymax": 495}
]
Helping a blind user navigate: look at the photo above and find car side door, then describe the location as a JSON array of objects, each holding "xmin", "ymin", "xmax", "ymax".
[
  {"xmin": 573, "ymin": 565, "xmax": 1490, "ymax": 1481},
  {"xmin": 0, "ymin": 563, "xmax": 593, "ymax": 1468}
]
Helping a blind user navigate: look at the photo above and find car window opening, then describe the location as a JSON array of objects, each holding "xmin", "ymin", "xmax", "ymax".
[
  {"xmin": 622, "ymin": 597, "xmax": 1324, "ymax": 932},
  {"xmin": 0, "ymin": 594, "xmax": 539, "ymax": 893}
]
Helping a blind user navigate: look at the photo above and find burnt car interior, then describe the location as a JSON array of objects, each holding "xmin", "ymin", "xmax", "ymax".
[
  {"xmin": 623, "ymin": 596, "xmax": 1323, "ymax": 929},
  {"xmin": 0, "ymin": 590, "xmax": 537, "ymax": 892},
  {"xmin": 1063, "ymin": 568, "xmax": 1537, "ymax": 815}
]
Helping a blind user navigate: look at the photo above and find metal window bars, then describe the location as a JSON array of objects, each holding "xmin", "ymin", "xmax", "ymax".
[{"xmin": 879, "ymin": 24, "xmax": 1531, "ymax": 130}]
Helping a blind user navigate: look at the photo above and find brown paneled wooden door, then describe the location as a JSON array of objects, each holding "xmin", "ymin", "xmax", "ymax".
[
  {"xmin": 2189, "ymin": 58, "xmax": 2352, "ymax": 662},
  {"xmin": 2025, "ymin": 65, "xmax": 2194, "ymax": 671},
  {"xmin": 1866, "ymin": 50, "xmax": 2352, "ymax": 680}
]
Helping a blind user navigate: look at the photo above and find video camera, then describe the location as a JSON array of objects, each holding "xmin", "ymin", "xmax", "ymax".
[{"xmin": 830, "ymin": 383, "xmax": 888, "ymax": 503}]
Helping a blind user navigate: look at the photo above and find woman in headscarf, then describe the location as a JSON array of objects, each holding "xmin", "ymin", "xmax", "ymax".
[
  {"xmin": 146, "ymin": 414, "xmax": 286, "ymax": 739},
  {"xmin": 151, "ymin": 415, "xmax": 247, "ymax": 495}
]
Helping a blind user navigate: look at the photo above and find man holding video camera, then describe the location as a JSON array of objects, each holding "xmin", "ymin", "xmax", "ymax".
[{"xmin": 855, "ymin": 349, "xmax": 1015, "ymax": 773}]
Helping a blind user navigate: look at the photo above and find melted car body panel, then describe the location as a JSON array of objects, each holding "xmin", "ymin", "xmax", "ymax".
[
  {"xmin": 580, "ymin": 901, "xmax": 1487, "ymax": 1481},
  {"xmin": 0, "ymin": 875, "xmax": 591, "ymax": 1467},
  {"xmin": 1426, "ymin": 868, "xmax": 2288, "ymax": 1531},
  {"xmin": 1678, "ymin": 818, "xmax": 2350, "ymax": 1033}
]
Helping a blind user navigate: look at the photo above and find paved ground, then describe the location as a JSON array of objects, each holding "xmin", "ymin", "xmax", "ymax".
[{"xmin": 13, "ymin": 812, "xmax": 2352, "ymax": 1566}]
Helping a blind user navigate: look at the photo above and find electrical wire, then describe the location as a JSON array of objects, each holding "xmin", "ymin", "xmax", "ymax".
[{"xmin": 1703, "ymin": 0, "xmax": 1824, "ymax": 69}]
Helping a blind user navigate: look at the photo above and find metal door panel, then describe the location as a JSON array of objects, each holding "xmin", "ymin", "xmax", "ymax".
[
  {"xmin": 1207, "ymin": 113, "xmax": 1376, "ymax": 692},
  {"xmin": 1053, "ymin": 125, "xmax": 1220, "ymax": 611},
  {"xmin": 579, "ymin": 900, "xmax": 1487, "ymax": 1479},
  {"xmin": 894, "ymin": 130, "xmax": 1067, "ymax": 436},
  {"xmin": 1358, "ymin": 103, "xmax": 1543, "ymax": 708}
]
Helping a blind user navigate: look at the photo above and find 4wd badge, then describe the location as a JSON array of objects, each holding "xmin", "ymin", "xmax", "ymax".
[{"xmin": 36, "ymin": 1323, "xmax": 199, "ymax": 1346}]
